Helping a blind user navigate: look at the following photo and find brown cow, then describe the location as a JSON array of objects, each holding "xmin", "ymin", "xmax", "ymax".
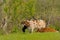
[{"xmin": 36, "ymin": 27, "xmax": 58, "ymax": 32}]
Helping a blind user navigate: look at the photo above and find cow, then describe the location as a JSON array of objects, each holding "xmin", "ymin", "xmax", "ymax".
[
  {"xmin": 36, "ymin": 27, "xmax": 59, "ymax": 32},
  {"xmin": 21, "ymin": 19, "xmax": 46, "ymax": 33}
]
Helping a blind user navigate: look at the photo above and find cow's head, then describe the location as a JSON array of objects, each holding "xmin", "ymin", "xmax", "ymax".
[{"xmin": 21, "ymin": 20, "xmax": 30, "ymax": 33}]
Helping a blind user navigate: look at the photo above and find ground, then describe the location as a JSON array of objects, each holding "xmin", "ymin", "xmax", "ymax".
[{"xmin": 0, "ymin": 32, "xmax": 60, "ymax": 40}]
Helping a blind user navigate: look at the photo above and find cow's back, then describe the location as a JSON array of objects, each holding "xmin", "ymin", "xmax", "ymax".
[{"xmin": 36, "ymin": 20, "xmax": 46, "ymax": 29}]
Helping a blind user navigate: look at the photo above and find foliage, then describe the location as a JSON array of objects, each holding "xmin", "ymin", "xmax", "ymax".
[{"xmin": 0, "ymin": 0, "xmax": 60, "ymax": 33}]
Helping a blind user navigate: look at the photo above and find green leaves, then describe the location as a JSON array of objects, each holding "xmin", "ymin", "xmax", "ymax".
[{"xmin": 1, "ymin": 0, "xmax": 60, "ymax": 33}]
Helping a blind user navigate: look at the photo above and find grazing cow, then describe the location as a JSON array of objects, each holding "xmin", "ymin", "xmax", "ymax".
[
  {"xmin": 36, "ymin": 27, "xmax": 59, "ymax": 32},
  {"xmin": 21, "ymin": 19, "xmax": 46, "ymax": 33}
]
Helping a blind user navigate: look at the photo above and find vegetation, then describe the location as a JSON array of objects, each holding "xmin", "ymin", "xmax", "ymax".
[
  {"xmin": 0, "ymin": 0, "xmax": 60, "ymax": 34},
  {"xmin": 0, "ymin": 32, "xmax": 60, "ymax": 40}
]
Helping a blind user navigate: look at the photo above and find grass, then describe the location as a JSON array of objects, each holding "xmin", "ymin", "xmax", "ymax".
[{"xmin": 0, "ymin": 32, "xmax": 60, "ymax": 40}]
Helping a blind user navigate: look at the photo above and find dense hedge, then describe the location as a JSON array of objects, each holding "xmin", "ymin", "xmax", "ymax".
[{"xmin": 0, "ymin": 0, "xmax": 60, "ymax": 34}]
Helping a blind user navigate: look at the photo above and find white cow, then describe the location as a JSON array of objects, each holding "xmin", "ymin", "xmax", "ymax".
[
  {"xmin": 21, "ymin": 19, "xmax": 46, "ymax": 33},
  {"xmin": 28, "ymin": 20, "xmax": 46, "ymax": 33}
]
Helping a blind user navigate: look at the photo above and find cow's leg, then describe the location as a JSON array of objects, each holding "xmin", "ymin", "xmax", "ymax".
[
  {"xmin": 28, "ymin": 27, "xmax": 34, "ymax": 33},
  {"xmin": 28, "ymin": 27, "xmax": 31, "ymax": 33},
  {"xmin": 31, "ymin": 28, "xmax": 34, "ymax": 33},
  {"xmin": 22, "ymin": 25, "xmax": 27, "ymax": 33}
]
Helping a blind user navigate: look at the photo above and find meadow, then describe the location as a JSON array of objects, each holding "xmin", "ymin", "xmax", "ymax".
[
  {"xmin": 0, "ymin": 0, "xmax": 60, "ymax": 40},
  {"xmin": 0, "ymin": 32, "xmax": 60, "ymax": 40}
]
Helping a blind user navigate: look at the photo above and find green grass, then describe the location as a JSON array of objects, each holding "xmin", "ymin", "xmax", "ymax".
[{"xmin": 0, "ymin": 32, "xmax": 60, "ymax": 40}]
